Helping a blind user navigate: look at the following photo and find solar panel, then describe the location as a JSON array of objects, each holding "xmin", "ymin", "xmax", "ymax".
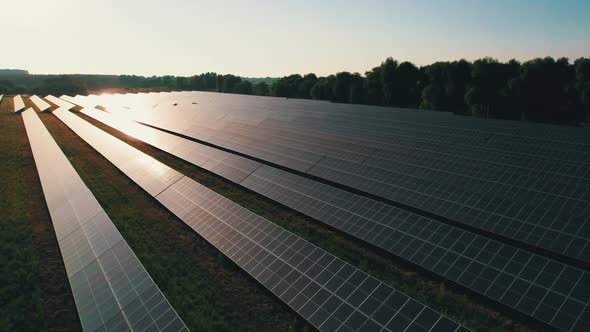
[
  {"xmin": 13, "ymin": 95, "xmax": 25, "ymax": 113},
  {"xmin": 45, "ymin": 94, "xmax": 76, "ymax": 111},
  {"xmin": 78, "ymin": 104, "xmax": 590, "ymax": 332},
  {"xmin": 59, "ymin": 94, "xmax": 77, "ymax": 102},
  {"xmin": 70, "ymin": 92, "xmax": 590, "ymax": 202},
  {"xmin": 53, "ymin": 107, "xmax": 469, "ymax": 332},
  {"xmin": 29, "ymin": 95, "xmax": 51, "ymax": 112},
  {"xmin": 79, "ymin": 107, "xmax": 261, "ymax": 183},
  {"xmin": 76, "ymin": 91, "xmax": 590, "ymax": 264},
  {"xmin": 159, "ymin": 177, "xmax": 469, "ymax": 332},
  {"xmin": 21, "ymin": 108, "xmax": 187, "ymax": 332},
  {"xmin": 241, "ymin": 166, "xmax": 590, "ymax": 332}
]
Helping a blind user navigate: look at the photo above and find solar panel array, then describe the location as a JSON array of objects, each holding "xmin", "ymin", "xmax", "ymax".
[
  {"xmin": 29, "ymin": 95, "xmax": 51, "ymax": 112},
  {"xmin": 79, "ymin": 107, "xmax": 260, "ymax": 183},
  {"xmin": 13, "ymin": 94, "xmax": 25, "ymax": 113},
  {"xmin": 70, "ymin": 92, "xmax": 590, "ymax": 264},
  {"xmin": 75, "ymin": 103, "xmax": 590, "ymax": 332},
  {"xmin": 53, "ymin": 106, "xmax": 469, "ymax": 332},
  {"xmin": 21, "ymin": 108, "xmax": 187, "ymax": 332},
  {"xmin": 46, "ymin": 94, "xmax": 76, "ymax": 110}
]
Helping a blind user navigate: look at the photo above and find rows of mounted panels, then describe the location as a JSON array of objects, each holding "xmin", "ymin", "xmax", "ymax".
[
  {"xmin": 21, "ymin": 108, "xmax": 187, "ymax": 332},
  {"xmin": 70, "ymin": 90, "xmax": 590, "ymax": 142},
  {"xmin": 68, "ymin": 92, "xmax": 590, "ymax": 330},
  {"xmin": 13, "ymin": 94, "xmax": 25, "ymax": 112},
  {"xmin": 29, "ymin": 95, "xmax": 51, "ymax": 112},
  {"xmin": 70, "ymin": 92, "xmax": 590, "ymax": 266},
  {"xmin": 46, "ymin": 94, "xmax": 76, "ymax": 110},
  {"xmin": 53, "ymin": 104, "xmax": 469, "ymax": 331},
  {"xmin": 73, "ymin": 101, "xmax": 590, "ymax": 332}
]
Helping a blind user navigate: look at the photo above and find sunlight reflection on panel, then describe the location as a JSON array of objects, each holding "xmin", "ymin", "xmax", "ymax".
[{"xmin": 22, "ymin": 108, "xmax": 187, "ymax": 332}]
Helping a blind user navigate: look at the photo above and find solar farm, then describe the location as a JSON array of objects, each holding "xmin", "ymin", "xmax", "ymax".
[{"xmin": 1, "ymin": 92, "xmax": 589, "ymax": 332}]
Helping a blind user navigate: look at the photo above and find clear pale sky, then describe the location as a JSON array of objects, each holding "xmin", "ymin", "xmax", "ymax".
[{"xmin": 2, "ymin": 0, "xmax": 588, "ymax": 77}]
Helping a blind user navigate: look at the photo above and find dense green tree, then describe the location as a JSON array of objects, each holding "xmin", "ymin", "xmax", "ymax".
[
  {"xmin": 574, "ymin": 58, "xmax": 590, "ymax": 120},
  {"xmin": 2, "ymin": 55, "xmax": 589, "ymax": 125},
  {"xmin": 0, "ymin": 80, "xmax": 26, "ymax": 94},
  {"xmin": 30, "ymin": 76, "xmax": 87, "ymax": 96},
  {"xmin": 201, "ymin": 72, "xmax": 218, "ymax": 90},
  {"xmin": 310, "ymin": 76, "xmax": 335, "ymax": 101},
  {"xmin": 219, "ymin": 74, "xmax": 242, "ymax": 93},
  {"xmin": 161, "ymin": 75, "xmax": 176, "ymax": 88},
  {"xmin": 234, "ymin": 80, "xmax": 253, "ymax": 95},
  {"xmin": 380, "ymin": 58, "xmax": 399, "ymax": 106},
  {"xmin": 179, "ymin": 72, "xmax": 219, "ymax": 91},
  {"xmin": 376, "ymin": 58, "xmax": 422, "ymax": 107},
  {"xmin": 419, "ymin": 60, "xmax": 471, "ymax": 113},
  {"xmin": 297, "ymin": 74, "xmax": 318, "ymax": 99},
  {"xmin": 176, "ymin": 76, "xmax": 190, "ymax": 90},
  {"xmin": 445, "ymin": 60, "xmax": 472, "ymax": 113},
  {"xmin": 419, "ymin": 62, "xmax": 447, "ymax": 110},
  {"xmin": 253, "ymin": 82, "xmax": 270, "ymax": 96},
  {"xmin": 364, "ymin": 66, "xmax": 383, "ymax": 105},
  {"xmin": 271, "ymin": 74, "xmax": 302, "ymax": 98},
  {"xmin": 510, "ymin": 57, "xmax": 578, "ymax": 123},
  {"xmin": 393, "ymin": 61, "xmax": 422, "ymax": 108},
  {"xmin": 331, "ymin": 72, "xmax": 354, "ymax": 103},
  {"xmin": 348, "ymin": 73, "xmax": 366, "ymax": 104},
  {"xmin": 465, "ymin": 58, "xmax": 520, "ymax": 118},
  {"xmin": 327, "ymin": 72, "xmax": 364, "ymax": 104}
]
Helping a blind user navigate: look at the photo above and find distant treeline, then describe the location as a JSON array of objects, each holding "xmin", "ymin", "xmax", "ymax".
[{"xmin": 1, "ymin": 56, "xmax": 589, "ymax": 124}]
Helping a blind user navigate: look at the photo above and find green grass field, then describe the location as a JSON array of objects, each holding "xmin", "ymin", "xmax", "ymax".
[{"xmin": 0, "ymin": 96, "xmax": 545, "ymax": 332}]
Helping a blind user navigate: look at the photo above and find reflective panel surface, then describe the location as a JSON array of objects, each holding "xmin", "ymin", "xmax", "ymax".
[
  {"xmin": 55, "ymin": 104, "xmax": 470, "ymax": 332},
  {"xmin": 29, "ymin": 95, "xmax": 51, "ymax": 112},
  {"xmin": 75, "ymin": 100, "xmax": 590, "ymax": 332},
  {"xmin": 22, "ymin": 108, "xmax": 187, "ymax": 332},
  {"xmin": 67, "ymin": 91, "xmax": 590, "ymax": 263},
  {"xmin": 13, "ymin": 94, "xmax": 25, "ymax": 112}
]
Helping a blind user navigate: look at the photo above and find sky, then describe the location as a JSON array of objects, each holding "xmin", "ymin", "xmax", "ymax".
[{"xmin": 2, "ymin": 0, "xmax": 589, "ymax": 77}]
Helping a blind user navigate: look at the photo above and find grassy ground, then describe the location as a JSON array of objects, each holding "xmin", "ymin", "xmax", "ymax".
[
  {"xmin": 75, "ymin": 112, "xmax": 546, "ymax": 332},
  {"xmin": 0, "ymin": 97, "xmax": 81, "ymax": 332},
  {"xmin": 36, "ymin": 110, "xmax": 308, "ymax": 331}
]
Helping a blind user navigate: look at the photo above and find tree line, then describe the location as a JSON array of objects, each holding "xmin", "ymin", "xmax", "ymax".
[
  {"xmin": 265, "ymin": 57, "xmax": 590, "ymax": 124},
  {"xmin": 1, "ymin": 56, "xmax": 589, "ymax": 124}
]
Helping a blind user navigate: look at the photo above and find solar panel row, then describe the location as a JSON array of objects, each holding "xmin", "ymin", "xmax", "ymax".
[
  {"xmin": 52, "ymin": 106, "xmax": 469, "ymax": 332},
  {"xmin": 75, "ymin": 91, "xmax": 590, "ymax": 156},
  {"xmin": 79, "ymin": 107, "xmax": 260, "ymax": 183},
  {"xmin": 74, "ymin": 92, "xmax": 590, "ymax": 264},
  {"xmin": 46, "ymin": 94, "xmax": 76, "ymax": 110},
  {"xmin": 75, "ymin": 91, "xmax": 587, "ymax": 147},
  {"xmin": 211, "ymin": 125, "xmax": 589, "ymax": 249},
  {"xmin": 76, "ymin": 104, "xmax": 590, "ymax": 332},
  {"xmin": 241, "ymin": 166, "xmax": 590, "ymax": 332},
  {"xmin": 230, "ymin": 115, "xmax": 590, "ymax": 180},
  {"xmin": 13, "ymin": 94, "xmax": 25, "ymax": 113},
  {"xmin": 29, "ymin": 95, "xmax": 51, "ymax": 112},
  {"xmin": 21, "ymin": 108, "xmax": 187, "ymax": 332}
]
